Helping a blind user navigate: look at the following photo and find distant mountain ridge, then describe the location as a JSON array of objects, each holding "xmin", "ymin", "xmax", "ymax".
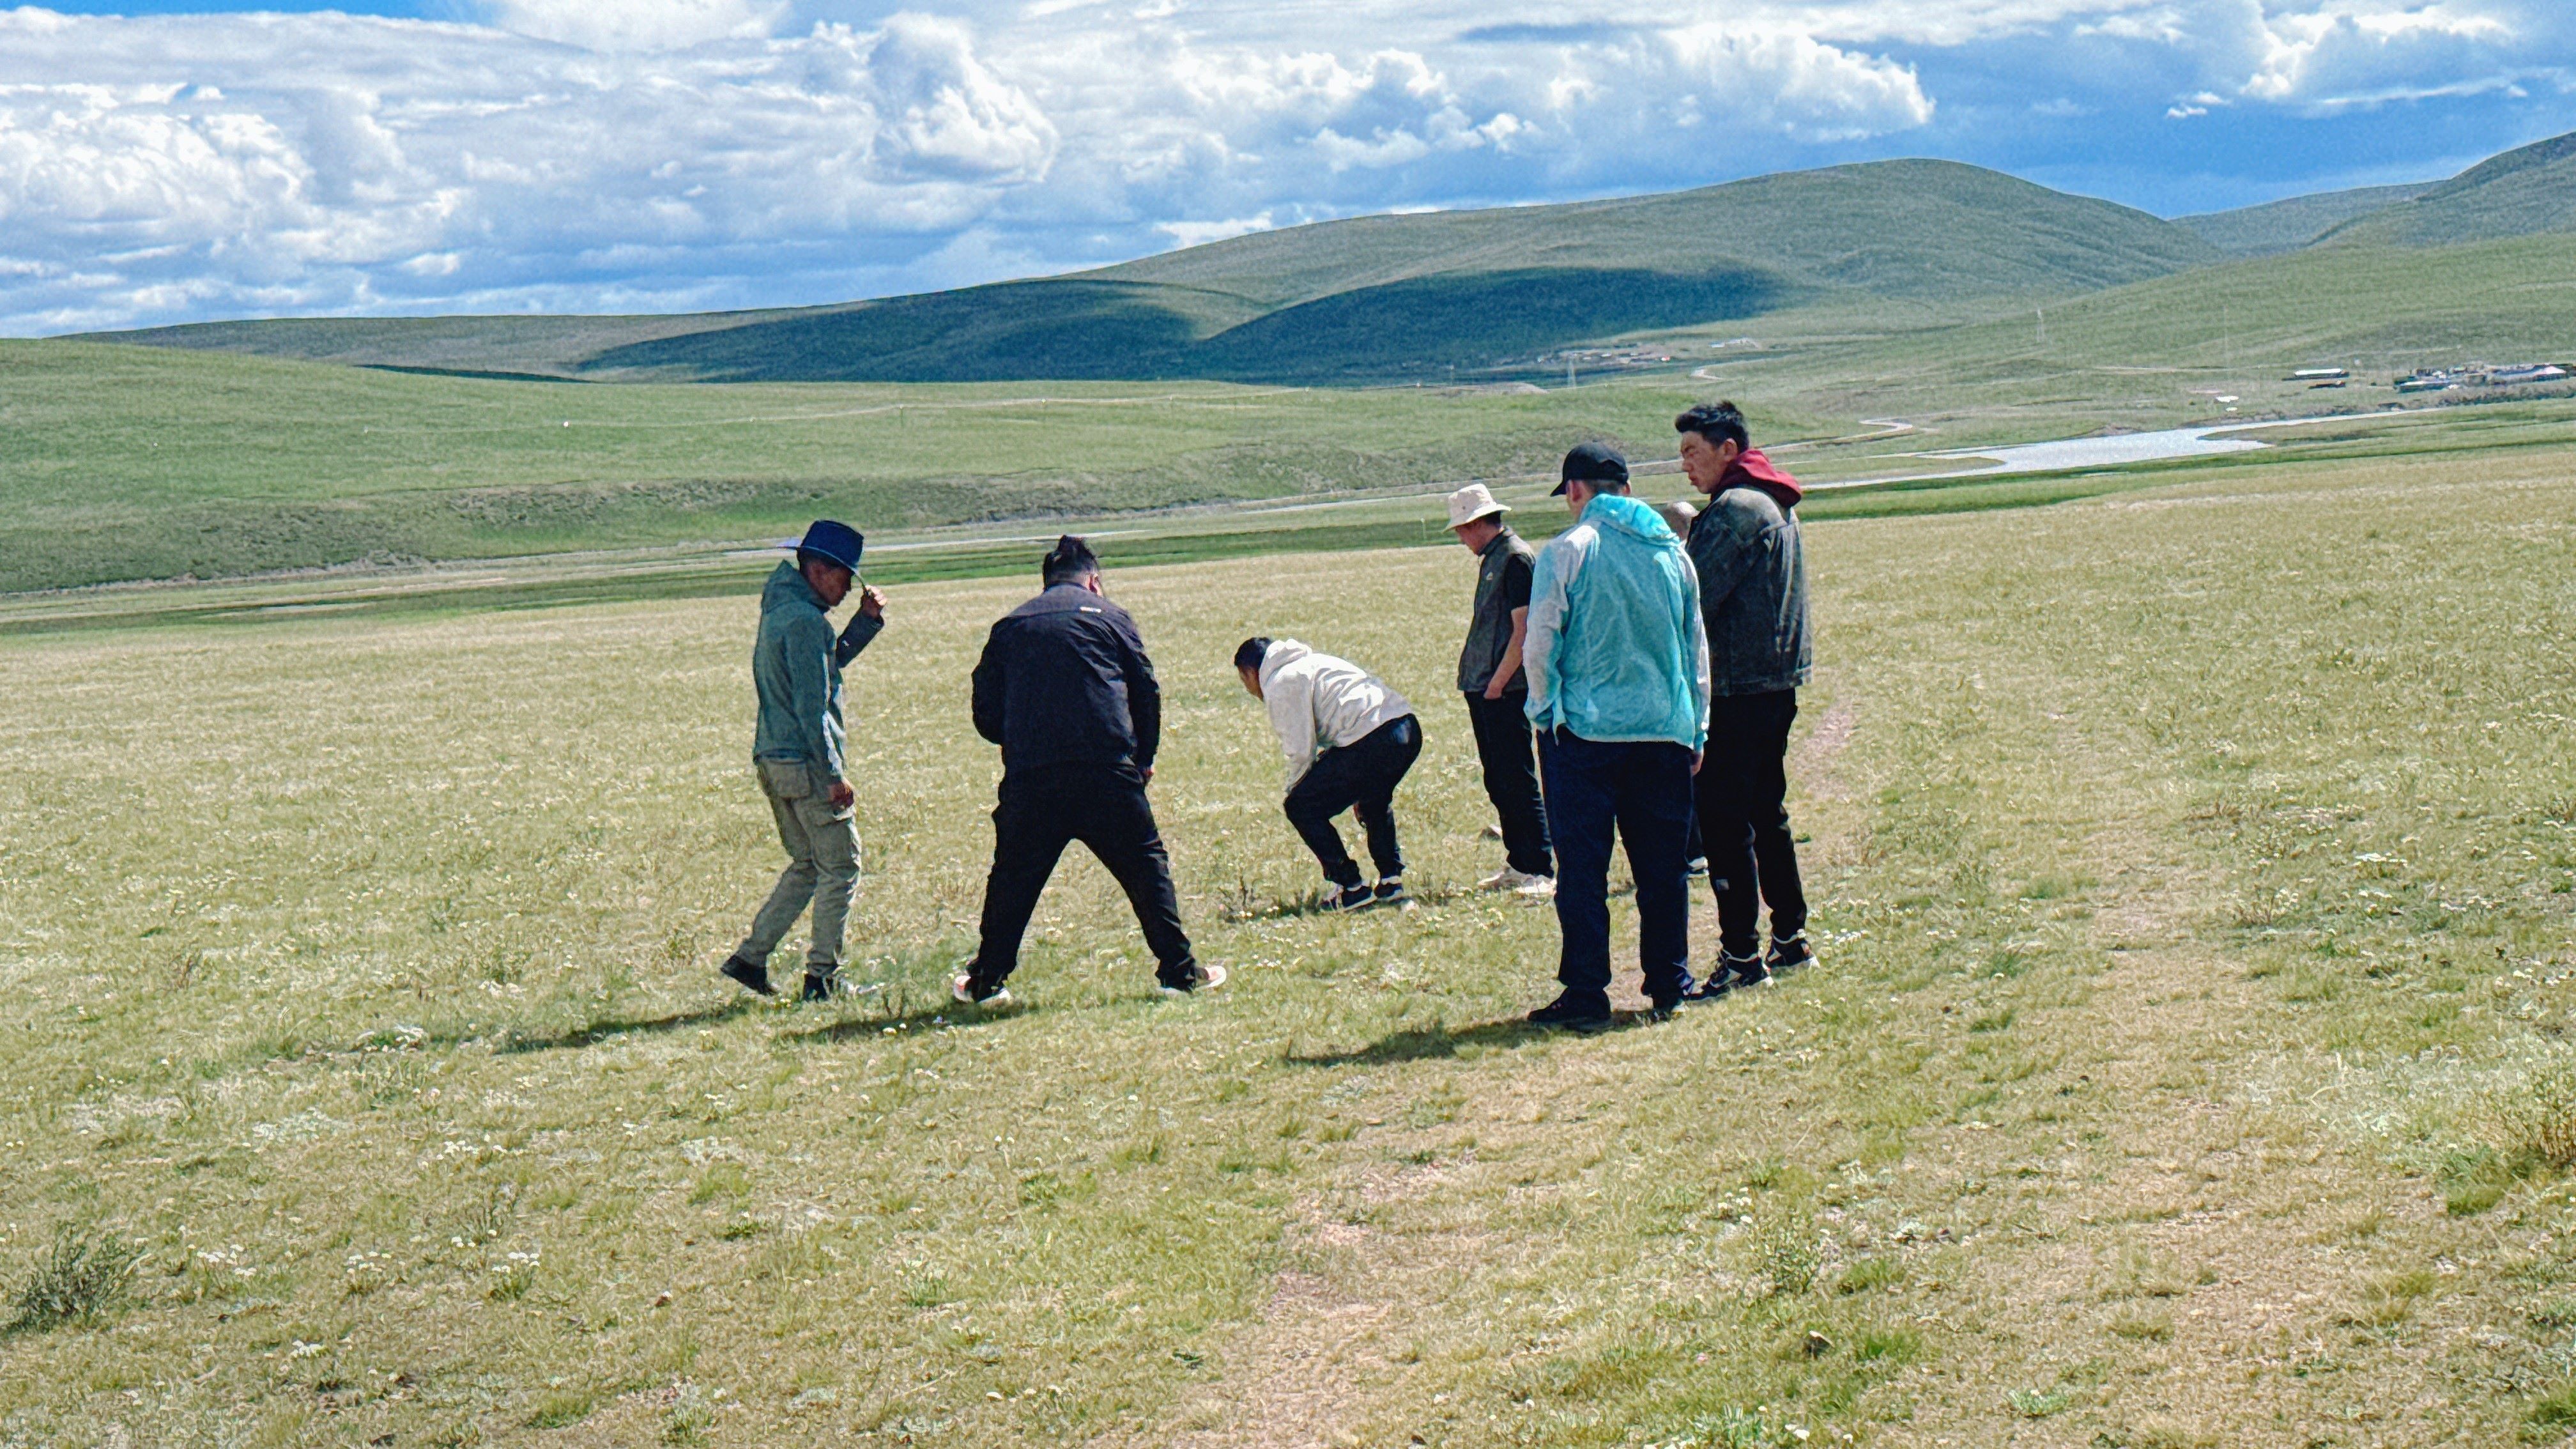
[{"xmin": 80, "ymin": 132, "xmax": 2576, "ymax": 386}]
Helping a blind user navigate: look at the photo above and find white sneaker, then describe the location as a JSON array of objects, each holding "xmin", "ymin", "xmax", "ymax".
[
  {"xmin": 1514, "ymin": 875, "xmax": 1556, "ymax": 899},
  {"xmin": 951, "ymin": 972, "xmax": 1011, "ymax": 1008},
  {"xmin": 1480, "ymin": 868, "xmax": 1552, "ymax": 894}
]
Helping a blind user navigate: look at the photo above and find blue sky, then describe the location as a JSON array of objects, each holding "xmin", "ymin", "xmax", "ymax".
[{"xmin": 3, "ymin": 0, "xmax": 2570, "ymax": 333}]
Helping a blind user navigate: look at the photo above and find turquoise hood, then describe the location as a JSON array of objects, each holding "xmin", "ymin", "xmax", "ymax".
[{"xmin": 1521, "ymin": 493, "xmax": 1710, "ymax": 749}]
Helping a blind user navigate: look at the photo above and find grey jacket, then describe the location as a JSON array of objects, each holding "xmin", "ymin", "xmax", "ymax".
[
  {"xmin": 1686, "ymin": 474, "xmax": 1811, "ymax": 697},
  {"xmin": 751, "ymin": 560, "xmax": 882, "ymax": 784}
]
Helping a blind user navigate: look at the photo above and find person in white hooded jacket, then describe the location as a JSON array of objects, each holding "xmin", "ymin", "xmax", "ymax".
[{"xmin": 1234, "ymin": 638, "xmax": 1422, "ymax": 911}]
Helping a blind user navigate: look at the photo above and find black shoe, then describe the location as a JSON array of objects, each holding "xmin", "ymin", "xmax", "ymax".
[
  {"xmin": 719, "ymin": 955, "xmax": 775, "ymax": 997},
  {"xmin": 1767, "ymin": 935, "xmax": 1815, "ymax": 972},
  {"xmin": 1319, "ymin": 885, "xmax": 1374, "ymax": 913},
  {"xmin": 1371, "ymin": 878, "xmax": 1410, "ymax": 909},
  {"xmin": 800, "ymin": 969, "xmax": 841, "ymax": 1002},
  {"xmin": 1526, "ymin": 992, "xmax": 1613, "ymax": 1032},
  {"xmin": 951, "ymin": 971, "xmax": 1013, "ymax": 1008},
  {"xmin": 1158, "ymin": 963, "xmax": 1229, "ymax": 997},
  {"xmin": 1647, "ymin": 999, "xmax": 1682, "ymax": 1023},
  {"xmin": 1685, "ymin": 953, "xmax": 1770, "ymax": 1001}
]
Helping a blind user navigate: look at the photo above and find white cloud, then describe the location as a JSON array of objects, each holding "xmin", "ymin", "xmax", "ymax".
[
  {"xmin": 0, "ymin": 0, "xmax": 2569, "ymax": 332},
  {"xmin": 1155, "ymin": 211, "xmax": 1274, "ymax": 247},
  {"xmin": 484, "ymin": 0, "xmax": 785, "ymax": 51},
  {"xmin": 2242, "ymin": 2, "xmax": 2518, "ymax": 104}
]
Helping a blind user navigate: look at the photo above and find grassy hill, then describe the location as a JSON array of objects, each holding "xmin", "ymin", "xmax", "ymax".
[
  {"xmin": 2178, "ymin": 182, "xmax": 2433, "ymax": 256},
  {"xmin": 90, "ymin": 160, "xmax": 2219, "ymax": 386},
  {"xmin": 2327, "ymin": 130, "xmax": 2576, "ymax": 248}
]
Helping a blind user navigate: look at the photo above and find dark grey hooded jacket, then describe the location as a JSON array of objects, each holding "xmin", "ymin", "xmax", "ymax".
[{"xmin": 1685, "ymin": 448, "xmax": 1812, "ymax": 697}]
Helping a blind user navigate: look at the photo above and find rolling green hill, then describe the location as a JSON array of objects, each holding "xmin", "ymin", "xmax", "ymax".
[
  {"xmin": 91, "ymin": 160, "xmax": 2218, "ymax": 386},
  {"xmin": 2178, "ymin": 182, "xmax": 2432, "ymax": 256},
  {"xmin": 2326, "ymin": 130, "xmax": 2576, "ymax": 248}
]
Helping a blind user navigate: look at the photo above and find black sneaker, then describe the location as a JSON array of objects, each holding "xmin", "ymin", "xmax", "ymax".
[
  {"xmin": 1767, "ymin": 935, "xmax": 1815, "ymax": 972},
  {"xmin": 1158, "ymin": 963, "xmax": 1229, "ymax": 997},
  {"xmin": 719, "ymin": 954, "xmax": 776, "ymax": 997},
  {"xmin": 1526, "ymin": 992, "xmax": 1613, "ymax": 1032},
  {"xmin": 1319, "ymin": 885, "xmax": 1374, "ymax": 913},
  {"xmin": 800, "ymin": 969, "xmax": 841, "ymax": 1002},
  {"xmin": 1685, "ymin": 953, "xmax": 1770, "ymax": 1001},
  {"xmin": 951, "ymin": 971, "xmax": 1013, "ymax": 1008},
  {"xmin": 1371, "ymin": 878, "xmax": 1410, "ymax": 909}
]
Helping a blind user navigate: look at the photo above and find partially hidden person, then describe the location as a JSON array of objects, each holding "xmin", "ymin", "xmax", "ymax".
[
  {"xmin": 1655, "ymin": 494, "xmax": 1711, "ymax": 882},
  {"xmin": 956, "ymin": 536, "xmax": 1221, "ymax": 1007},
  {"xmin": 1447, "ymin": 484, "xmax": 1554, "ymax": 897},
  {"xmin": 1521, "ymin": 444, "xmax": 1710, "ymax": 1031},
  {"xmin": 721, "ymin": 519, "xmax": 888, "ymax": 1002},
  {"xmin": 1677, "ymin": 401, "xmax": 1814, "ymax": 996},
  {"xmin": 1236, "ymin": 638, "xmax": 1422, "ymax": 912}
]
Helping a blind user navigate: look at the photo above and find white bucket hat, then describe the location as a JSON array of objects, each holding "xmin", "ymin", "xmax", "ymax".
[{"xmin": 1446, "ymin": 482, "xmax": 1511, "ymax": 530}]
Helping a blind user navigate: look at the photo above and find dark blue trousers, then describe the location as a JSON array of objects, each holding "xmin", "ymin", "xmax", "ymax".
[{"xmin": 1537, "ymin": 730, "xmax": 1696, "ymax": 1009}]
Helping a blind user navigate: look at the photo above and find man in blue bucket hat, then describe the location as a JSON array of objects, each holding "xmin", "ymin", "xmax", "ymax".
[{"xmin": 721, "ymin": 519, "xmax": 888, "ymax": 1002}]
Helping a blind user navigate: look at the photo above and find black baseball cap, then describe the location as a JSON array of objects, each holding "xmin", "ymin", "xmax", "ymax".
[{"xmin": 1553, "ymin": 442, "xmax": 1629, "ymax": 496}]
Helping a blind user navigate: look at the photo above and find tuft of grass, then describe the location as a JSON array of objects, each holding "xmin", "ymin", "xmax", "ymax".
[
  {"xmin": 1834, "ymin": 1257, "xmax": 1903, "ymax": 1296},
  {"xmin": 1749, "ymin": 1216, "xmax": 1819, "ymax": 1298},
  {"xmin": 2485, "ymin": 1060, "xmax": 2576, "ymax": 1169},
  {"xmin": 8, "ymin": 1223, "xmax": 141, "ymax": 1333},
  {"xmin": 2010, "ymin": 1386, "xmax": 2071, "ymax": 1417}
]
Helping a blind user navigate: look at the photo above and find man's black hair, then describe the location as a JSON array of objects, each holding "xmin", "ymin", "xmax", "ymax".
[
  {"xmin": 794, "ymin": 549, "xmax": 843, "ymax": 575},
  {"xmin": 1676, "ymin": 400, "xmax": 1751, "ymax": 452},
  {"xmin": 1233, "ymin": 637, "xmax": 1271, "ymax": 673},
  {"xmin": 1042, "ymin": 534, "xmax": 1100, "ymax": 586}
]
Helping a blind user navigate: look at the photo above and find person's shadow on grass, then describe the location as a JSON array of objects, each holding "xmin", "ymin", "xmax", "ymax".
[
  {"xmin": 496, "ymin": 998, "xmax": 764, "ymax": 1054},
  {"xmin": 1282, "ymin": 1009, "xmax": 1660, "ymax": 1068}
]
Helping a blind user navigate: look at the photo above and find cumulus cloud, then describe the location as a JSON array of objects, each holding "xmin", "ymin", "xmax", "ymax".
[
  {"xmin": 0, "ymin": 0, "xmax": 2570, "ymax": 332},
  {"xmin": 484, "ymin": 0, "xmax": 783, "ymax": 51}
]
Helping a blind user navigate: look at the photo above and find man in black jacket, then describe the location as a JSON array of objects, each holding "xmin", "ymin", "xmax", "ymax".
[
  {"xmin": 1676, "ymin": 401, "xmax": 1814, "ymax": 996},
  {"xmin": 955, "ymin": 537, "xmax": 1221, "ymax": 1006}
]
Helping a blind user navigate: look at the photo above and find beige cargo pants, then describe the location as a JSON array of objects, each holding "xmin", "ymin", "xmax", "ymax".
[{"xmin": 735, "ymin": 760, "xmax": 861, "ymax": 970}]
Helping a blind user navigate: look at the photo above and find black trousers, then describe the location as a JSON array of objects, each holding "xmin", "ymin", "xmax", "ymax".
[
  {"xmin": 1696, "ymin": 689, "xmax": 1808, "ymax": 957},
  {"xmin": 970, "ymin": 762, "xmax": 1196, "ymax": 988},
  {"xmin": 1465, "ymin": 691, "xmax": 1552, "ymax": 877},
  {"xmin": 1284, "ymin": 715, "xmax": 1422, "ymax": 890},
  {"xmin": 1538, "ymin": 730, "xmax": 1695, "ymax": 1008}
]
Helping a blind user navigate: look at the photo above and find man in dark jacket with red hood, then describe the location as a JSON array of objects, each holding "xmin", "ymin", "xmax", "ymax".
[{"xmin": 1676, "ymin": 401, "xmax": 1813, "ymax": 996}]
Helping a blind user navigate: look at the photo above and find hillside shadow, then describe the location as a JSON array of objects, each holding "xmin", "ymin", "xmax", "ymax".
[{"xmin": 1283, "ymin": 1009, "xmax": 1662, "ymax": 1067}]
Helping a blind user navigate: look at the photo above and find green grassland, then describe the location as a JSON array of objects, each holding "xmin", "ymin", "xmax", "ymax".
[
  {"xmin": 1, "ymin": 341, "xmax": 1818, "ymax": 593},
  {"xmin": 6, "ymin": 440, "xmax": 2576, "ymax": 1445}
]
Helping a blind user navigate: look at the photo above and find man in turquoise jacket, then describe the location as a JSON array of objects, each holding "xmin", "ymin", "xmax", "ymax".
[
  {"xmin": 721, "ymin": 520, "xmax": 887, "ymax": 1002},
  {"xmin": 1522, "ymin": 444, "xmax": 1710, "ymax": 1029}
]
